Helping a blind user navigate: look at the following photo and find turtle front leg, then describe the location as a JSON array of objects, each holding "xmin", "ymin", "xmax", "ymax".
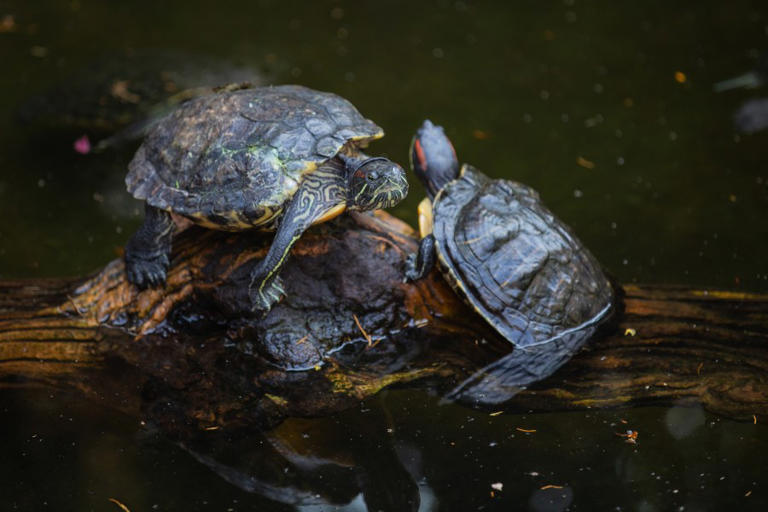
[
  {"xmin": 249, "ymin": 170, "xmax": 345, "ymax": 312},
  {"xmin": 125, "ymin": 204, "xmax": 175, "ymax": 288},
  {"xmin": 404, "ymin": 234, "xmax": 436, "ymax": 282}
]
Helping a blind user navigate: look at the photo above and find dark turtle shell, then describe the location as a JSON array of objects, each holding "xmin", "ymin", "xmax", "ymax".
[
  {"xmin": 126, "ymin": 85, "xmax": 383, "ymax": 230},
  {"xmin": 431, "ymin": 164, "xmax": 614, "ymax": 348}
]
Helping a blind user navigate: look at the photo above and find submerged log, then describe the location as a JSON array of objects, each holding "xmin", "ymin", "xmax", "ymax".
[{"xmin": 0, "ymin": 211, "xmax": 767, "ymax": 433}]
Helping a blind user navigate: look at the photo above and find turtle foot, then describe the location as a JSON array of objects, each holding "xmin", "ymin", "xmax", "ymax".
[
  {"xmin": 125, "ymin": 253, "xmax": 170, "ymax": 289},
  {"xmin": 403, "ymin": 252, "xmax": 422, "ymax": 282},
  {"xmin": 249, "ymin": 275, "xmax": 286, "ymax": 313}
]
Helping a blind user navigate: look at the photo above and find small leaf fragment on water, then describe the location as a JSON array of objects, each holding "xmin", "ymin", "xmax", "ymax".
[
  {"xmin": 540, "ymin": 484, "xmax": 564, "ymax": 490},
  {"xmin": 616, "ymin": 429, "xmax": 638, "ymax": 444},
  {"xmin": 490, "ymin": 411, "xmax": 504, "ymax": 417},
  {"xmin": 624, "ymin": 328, "xmax": 636, "ymax": 336},
  {"xmin": 516, "ymin": 427, "xmax": 536, "ymax": 433},
  {"xmin": 473, "ymin": 129, "xmax": 489, "ymax": 140},
  {"xmin": 674, "ymin": 71, "xmax": 687, "ymax": 83},
  {"xmin": 110, "ymin": 80, "xmax": 141, "ymax": 103},
  {"xmin": 576, "ymin": 156, "xmax": 595, "ymax": 169},
  {"xmin": 108, "ymin": 498, "xmax": 131, "ymax": 512}
]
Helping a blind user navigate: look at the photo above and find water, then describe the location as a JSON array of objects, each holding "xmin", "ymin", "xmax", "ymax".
[{"xmin": 1, "ymin": 0, "xmax": 767, "ymax": 510}]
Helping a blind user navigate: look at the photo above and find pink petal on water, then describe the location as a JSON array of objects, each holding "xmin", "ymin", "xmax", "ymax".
[{"xmin": 74, "ymin": 135, "xmax": 91, "ymax": 154}]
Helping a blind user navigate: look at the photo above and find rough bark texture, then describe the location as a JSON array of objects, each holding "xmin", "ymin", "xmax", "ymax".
[{"xmin": 0, "ymin": 211, "xmax": 766, "ymax": 434}]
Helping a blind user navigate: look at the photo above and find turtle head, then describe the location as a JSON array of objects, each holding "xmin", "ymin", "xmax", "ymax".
[
  {"xmin": 347, "ymin": 157, "xmax": 409, "ymax": 211},
  {"xmin": 410, "ymin": 120, "xmax": 460, "ymax": 199}
]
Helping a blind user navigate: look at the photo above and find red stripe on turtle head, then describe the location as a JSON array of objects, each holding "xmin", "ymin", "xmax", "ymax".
[{"xmin": 413, "ymin": 138, "xmax": 428, "ymax": 174}]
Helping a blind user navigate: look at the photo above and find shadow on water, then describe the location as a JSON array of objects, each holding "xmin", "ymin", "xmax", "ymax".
[{"xmin": 1, "ymin": 0, "xmax": 768, "ymax": 510}]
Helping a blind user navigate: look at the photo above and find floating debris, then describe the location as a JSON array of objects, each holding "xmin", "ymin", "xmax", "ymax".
[
  {"xmin": 108, "ymin": 498, "xmax": 132, "ymax": 512},
  {"xmin": 624, "ymin": 328, "xmax": 636, "ymax": 337},
  {"xmin": 516, "ymin": 427, "xmax": 536, "ymax": 433},
  {"xmin": 616, "ymin": 429, "xmax": 638, "ymax": 444},
  {"xmin": 674, "ymin": 71, "xmax": 687, "ymax": 83},
  {"xmin": 74, "ymin": 134, "xmax": 91, "ymax": 154},
  {"xmin": 576, "ymin": 156, "xmax": 595, "ymax": 169},
  {"xmin": 110, "ymin": 80, "xmax": 141, "ymax": 104}
]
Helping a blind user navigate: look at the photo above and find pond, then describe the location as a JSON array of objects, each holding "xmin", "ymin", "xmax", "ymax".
[{"xmin": 1, "ymin": 0, "xmax": 767, "ymax": 510}]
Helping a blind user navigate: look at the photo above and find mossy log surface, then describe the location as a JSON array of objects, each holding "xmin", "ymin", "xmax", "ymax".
[{"xmin": 1, "ymin": 211, "xmax": 766, "ymax": 433}]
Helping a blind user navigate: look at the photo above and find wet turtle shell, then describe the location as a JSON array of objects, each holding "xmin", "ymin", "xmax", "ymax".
[
  {"xmin": 429, "ymin": 164, "xmax": 614, "ymax": 347},
  {"xmin": 126, "ymin": 85, "xmax": 383, "ymax": 230}
]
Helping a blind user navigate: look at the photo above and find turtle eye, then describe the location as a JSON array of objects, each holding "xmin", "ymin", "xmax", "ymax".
[{"xmin": 367, "ymin": 171, "xmax": 379, "ymax": 181}]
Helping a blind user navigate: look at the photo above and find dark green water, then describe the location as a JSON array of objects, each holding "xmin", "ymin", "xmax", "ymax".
[{"xmin": 1, "ymin": 1, "xmax": 767, "ymax": 510}]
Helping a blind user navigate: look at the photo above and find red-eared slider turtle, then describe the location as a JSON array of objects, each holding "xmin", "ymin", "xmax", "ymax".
[
  {"xmin": 405, "ymin": 120, "xmax": 614, "ymax": 402},
  {"xmin": 125, "ymin": 85, "xmax": 408, "ymax": 312}
]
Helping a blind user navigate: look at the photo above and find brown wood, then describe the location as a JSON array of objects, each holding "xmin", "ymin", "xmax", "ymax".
[{"xmin": 0, "ymin": 211, "xmax": 766, "ymax": 433}]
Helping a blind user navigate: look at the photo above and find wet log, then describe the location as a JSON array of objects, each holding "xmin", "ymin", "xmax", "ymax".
[{"xmin": 0, "ymin": 211, "xmax": 766, "ymax": 433}]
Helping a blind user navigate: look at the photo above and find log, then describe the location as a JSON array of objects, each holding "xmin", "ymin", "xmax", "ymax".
[{"xmin": 0, "ymin": 211, "xmax": 767, "ymax": 435}]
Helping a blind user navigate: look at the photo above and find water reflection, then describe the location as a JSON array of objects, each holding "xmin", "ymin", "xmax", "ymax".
[
  {"xmin": 715, "ymin": 51, "xmax": 768, "ymax": 133},
  {"xmin": 178, "ymin": 402, "xmax": 425, "ymax": 511},
  {"xmin": 665, "ymin": 404, "xmax": 705, "ymax": 440}
]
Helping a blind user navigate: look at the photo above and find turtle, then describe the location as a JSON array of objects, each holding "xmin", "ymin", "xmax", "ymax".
[
  {"xmin": 124, "ymin": 84, "xmax": 408, "ymax": 312},
  {"xmin": 404, "ymin": 120, "xmax": 614, "ymax": 403}
]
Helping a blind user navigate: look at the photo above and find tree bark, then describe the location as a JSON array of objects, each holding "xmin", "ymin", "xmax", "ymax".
[{"xmin": 0, "ymin": 211, "xmax": 766, "ymax": 433}]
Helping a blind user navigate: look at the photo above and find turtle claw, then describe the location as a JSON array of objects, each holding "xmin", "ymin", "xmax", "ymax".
[
  {"xmin": 403, "ymin": 253, "xmax": 421, "ymax": 282},
  {"xmin": 249, "ymin": 275, "xmax": 286, "ymax": 313},
  {"xmin": 125, "ymin": 255, "xmax": 169, "ymax": 289}
]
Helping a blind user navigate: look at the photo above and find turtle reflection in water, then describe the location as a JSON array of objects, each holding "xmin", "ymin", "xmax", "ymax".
[
  {"xmin": 124, "ymin": 85, "xmax": 408, "ymax": 312},
  {"xmin": 405, "ymin": 120, "xmax": 614, "ymax": 403}
]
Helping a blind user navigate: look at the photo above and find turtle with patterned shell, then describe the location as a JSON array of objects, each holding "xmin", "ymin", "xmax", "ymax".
[
  {"xmin": 405, "ymin": 120, "xmax": 614, "ymax": 401},
  {"xmin": 124, "ymin": 85, "xmax": 408, "ymax": 312}
]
